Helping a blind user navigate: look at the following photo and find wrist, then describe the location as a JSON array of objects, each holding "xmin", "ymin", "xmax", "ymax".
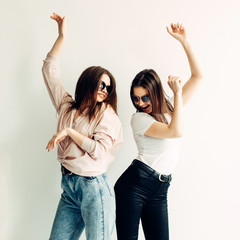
[
  {"xmin": 58, "ymin": 34, "xmax": 65, "ymax": 39},
  {"xmin": 180, "ymin": 39, "xmax": 189, "ymax": 48},
  {"xmin": 66, "ymin": 127, "xmax": 71, "ymax": 136},
  {"xmin": 174, "ymin": 90, "xmax": 182, "ymax": 97}
]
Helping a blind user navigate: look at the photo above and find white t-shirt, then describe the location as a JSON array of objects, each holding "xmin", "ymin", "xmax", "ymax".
[{"xmin": 131, "ymin": 112, "xmax": 182, "ymax": 175}]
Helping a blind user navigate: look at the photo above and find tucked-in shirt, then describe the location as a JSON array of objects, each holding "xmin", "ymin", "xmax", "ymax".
[
  {"xmin": 131, "ymin": 111, "xmax": 182, "ymax": 175},
  {"xmin": 42, "ymin": 53, "xmax": 123, "ymax": 176}
]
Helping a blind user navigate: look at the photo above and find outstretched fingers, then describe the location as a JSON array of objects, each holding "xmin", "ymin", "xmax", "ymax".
[
  {"xmin": 50, "ymin": 12, "xmax": 64, "ymax": 23},
  {"xmin": 166, "ymin": 22, "xmax": 186, "ymax": 42},
  {"xmin": 166, "ymin": 26, "xmax": 172, "ymax": 35},
  {"xmin": 171, "ymin": 22, "xmax": 184, "ymax": 33},
  {"xmin": 46, "ymin": 136, "xmax": 57, "ymax": 152}
]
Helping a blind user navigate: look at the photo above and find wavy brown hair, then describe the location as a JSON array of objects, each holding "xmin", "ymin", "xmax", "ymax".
[
  {"xmin": 67, "ymin": 66, "xmax": 117, "ymax": 122},
  {"xmin": 130, "ymin": 69, "xmax": 173, "ymax": 124}
]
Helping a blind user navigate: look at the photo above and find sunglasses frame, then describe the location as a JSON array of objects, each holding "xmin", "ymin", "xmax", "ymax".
[
  {"xmin": 98, "ymin": 81, "xmax": 112, "ymax": 94},
  {"xmin": 132, "ymin": 94, "xmax": 151, "ymax": 103}
]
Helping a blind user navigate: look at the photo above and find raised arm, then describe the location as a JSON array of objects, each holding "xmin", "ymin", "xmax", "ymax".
[
  {"xmin": 144, "ymin": 75, "xmax": 183, "ymax": 139},
  {"xmin": 49, "ymin": 13, "xmax": 66, "ymax": 56},
  {"xmin": 42, "ymin": 13, "xmax": 67, "ymax": 112},
  {"xmin": 167, "ymin": 23, "xmax": 203, "ymax": 107}
]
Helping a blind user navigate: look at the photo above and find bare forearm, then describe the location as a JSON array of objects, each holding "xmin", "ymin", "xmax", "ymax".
[
  {"xmin": 169, "ymin": 93, "xmax": 183, "ymax": 137},
  {"xmin": 49, "ymin": 35, "xmax": 65, "ymax": 56},
  {"xmin": 67, "ymin": 128, "xmax": 86, "ymax": 147},
  {"xmin": 180, "ymin": 40, "xmax": 203, "ymax": 79},
  {"xmin": 66, "ymin": 128, "xmax": 109, "ymax": 158}
]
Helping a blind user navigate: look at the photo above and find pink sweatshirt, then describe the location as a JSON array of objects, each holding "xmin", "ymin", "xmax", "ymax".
[{"xmin": 42, "ymin": 54, "xmax": 123, "ymax": 176}]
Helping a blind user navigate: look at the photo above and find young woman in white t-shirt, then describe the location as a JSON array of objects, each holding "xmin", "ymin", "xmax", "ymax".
[{"xmin": 114, "ymin": 23, "xmax": 203, "ymax": 240}]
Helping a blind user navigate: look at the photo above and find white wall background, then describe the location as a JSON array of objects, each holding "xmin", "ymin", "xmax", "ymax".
[{"xmin": 1, "ymin": 0, "xmax": 240, "ymax": 239}]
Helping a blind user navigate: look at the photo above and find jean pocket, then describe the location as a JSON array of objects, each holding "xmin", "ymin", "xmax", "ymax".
[{"xmin": 102, "ymin": 173, "xmax": 115, "ymax": 197}]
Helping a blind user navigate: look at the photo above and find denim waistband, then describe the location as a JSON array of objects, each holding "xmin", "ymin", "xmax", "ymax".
[
  {"xmin": 61, "ymin": 165, "xmax": 98, "ymax": 180},
  {"xmin": 131, "ymin": 160, "xmax": 172, "ymax": 183}
]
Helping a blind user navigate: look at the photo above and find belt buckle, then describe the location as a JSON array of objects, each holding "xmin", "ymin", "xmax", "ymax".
[
  {"xmin": 61, "ymin": 166, "xmax": 72, "ymax": 175},
  {"xmin": 159, "ymin": 174, "xmax": 165, "ymax": 182}
]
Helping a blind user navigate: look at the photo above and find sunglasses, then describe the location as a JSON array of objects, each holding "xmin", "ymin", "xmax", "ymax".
[
  {"xmin": 132, "ymin": 95, "xmax": 150, "ymax": 103},
  {"xmin": 98, "ymin": 81, "xmax": 112, "ymax": 94}
]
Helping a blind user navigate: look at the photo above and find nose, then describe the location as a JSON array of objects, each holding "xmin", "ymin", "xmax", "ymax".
[
  {"xmin": 138, "ymin": 99, "xmax": 145, "ymax": 106},
  {"xmin": 100, "ymin": 87, "xmax": 107, "ymax": 94},
  {"xmin": 103, "ymin": 88, "xmax": 108, "ymax": 93}
]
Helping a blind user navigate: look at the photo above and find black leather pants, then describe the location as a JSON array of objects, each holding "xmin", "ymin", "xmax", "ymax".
[{"xmin": 114, "ymin": 160, "xmax": 170, "ymax": 240}]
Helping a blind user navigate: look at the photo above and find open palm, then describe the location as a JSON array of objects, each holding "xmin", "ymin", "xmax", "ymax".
[{"xmin": 166, "ymin": 23, "xmax": 187, "ymax": 42}]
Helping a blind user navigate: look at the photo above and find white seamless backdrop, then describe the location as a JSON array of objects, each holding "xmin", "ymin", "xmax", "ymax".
[{"xmin": 1, "ymin": 0, "xmax": 240, "ymax": 239}]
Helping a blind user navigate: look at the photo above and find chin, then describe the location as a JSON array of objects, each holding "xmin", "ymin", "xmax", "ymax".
[
  {"xmin": 144, "ymin": 110, "xmax": 152, "ymax": 114},
  {"xmin": 97, "ymin": 92, "xmax": 107, "ymax": 102},
  {"xmin": 97, "ymin": 97, "xmax": 105, "ymax": 102}
]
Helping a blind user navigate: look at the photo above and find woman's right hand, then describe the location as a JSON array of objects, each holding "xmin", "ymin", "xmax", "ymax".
[
  {"xmin": 50, "ymin": 13, "xmax": 66, "ymax": 37},
  {"xmin": 168, "ymin": 75, "xmax": 182, "ymax": 95}
]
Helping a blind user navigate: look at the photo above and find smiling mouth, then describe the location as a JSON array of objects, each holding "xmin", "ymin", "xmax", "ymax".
[
  {"xmin": 98, "ymin": 93, "xmax": 106, "ymax": 99},
  {"xmin": 140, "ymin": 105, "xmax": 150, "ymax": 111}
]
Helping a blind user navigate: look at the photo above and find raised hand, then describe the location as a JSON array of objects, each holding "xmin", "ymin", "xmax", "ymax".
[
  {"xmin": 50, "ymin": 13, "xmax": 66, "ymax": 37},
  {"xmin": 167, "ymin": 75, "xmax": 182, "ymax": 95},
  {"xmin": 166, "ymin": 23, "xmax": 187, "ymax": 43}
]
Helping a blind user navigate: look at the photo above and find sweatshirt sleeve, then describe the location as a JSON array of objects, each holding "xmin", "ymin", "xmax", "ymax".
[
  {"xmin": 42, "ymin": 53, "xmax": 67, "ymax": 114},
  {"xmin": 81, "ymin": 107, "xmax": 123, "ymax": 160}
]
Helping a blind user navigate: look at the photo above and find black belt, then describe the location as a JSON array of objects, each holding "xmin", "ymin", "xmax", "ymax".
[
  {"xmin": 131, "ymin": 160, "xmax": 172, "ymax": 183},
  {"xmin": 61, "ymin": 165, "xmax": 97, "ymax": 180},
  {"xmin": 61, "ymin": 165, "xmax": 73, "ymax": 175}
]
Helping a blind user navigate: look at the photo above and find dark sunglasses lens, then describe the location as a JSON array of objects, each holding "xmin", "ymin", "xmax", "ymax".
[
  {"xmin": 142, "ymin": 95, "xmax": 150, "ymax": 102},
  {"xmin": 132, "ymin": 96, "xmax": 140, "ymax": 102},
  {"xmin": 99, "ymin": 82, "xmax": 105, "ymax": 91},
  {"xmin": 106, "ymin": 86, "xmax": 112, "ymax": 93},
  {"xmin": 99, "ymin": 81, "xmax": 111, "ymax": 93}
]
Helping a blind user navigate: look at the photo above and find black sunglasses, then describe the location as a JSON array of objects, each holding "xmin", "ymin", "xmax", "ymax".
[
  {"xmin": 132, "ymin": 95, "xmax": 150, "ymax": 103},
  {"xmin": 99, "ymin": 81, "xmax": 112, "ymax": 94}
]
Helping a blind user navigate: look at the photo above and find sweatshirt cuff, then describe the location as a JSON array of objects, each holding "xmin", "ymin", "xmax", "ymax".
[
  {"xmin": 45, "ymin": 53, "xmax": 60, "ymax": 62},
  {"xmin": 81, "ymin": 136, "xmax": 96, "ymax": 153}
]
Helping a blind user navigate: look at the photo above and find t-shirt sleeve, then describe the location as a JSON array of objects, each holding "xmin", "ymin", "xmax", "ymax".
[{"xmin": 131, "ymin": 112, "xmax": 156, "ymax": 136}]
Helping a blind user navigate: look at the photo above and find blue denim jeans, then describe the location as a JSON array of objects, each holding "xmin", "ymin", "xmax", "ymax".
[{"xmin": 49, "ymin": 172, "xmax": 115, "ymax": 240}]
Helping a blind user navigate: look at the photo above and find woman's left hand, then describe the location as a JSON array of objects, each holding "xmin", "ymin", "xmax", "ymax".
[
  {"xmin": 50, "ymin": 13, "xmax": 66, "ymax": 37},
  {"xmin": 46, "ymin": 128, "xmax": 69, "ymax": 152},
  {"xmin": 166, "ymin": 23, "xmax": 187, "ymax": 43}
]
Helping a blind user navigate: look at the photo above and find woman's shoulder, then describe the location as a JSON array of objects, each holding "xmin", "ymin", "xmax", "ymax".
[
  {"xmin": 99, "ymin": 103, "xmax": 121, "ymax": 123},
  {"xmin": 101, "ymin": 103, "xmax": 117, "ymax": 116},
  {"xmin": 131, "ymin": 112, "xmax": 156, "ymax": 133},
  {"xmin": 131, "ymin": 112, "xmax": 154, "ymax": 121},
  {"xmin": 58, "ymin": 93, "xmax": 73, "ymax": 113},
  {"xmin": 95, "ymin": 104, "xmax": 122, "ymax": 138}
]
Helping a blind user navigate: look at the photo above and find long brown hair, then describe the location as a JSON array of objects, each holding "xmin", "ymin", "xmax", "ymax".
[
  {"xmin": 130, "ymin": 69, "xmax": 173, "ymax": 124},
  {"xmin": 67, "ymin": 66, "xmax": 117, "ymax": 122}
]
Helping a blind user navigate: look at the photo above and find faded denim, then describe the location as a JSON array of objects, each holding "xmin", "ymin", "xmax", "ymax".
[{"xmin": 49, "ymin": 172, "xmax": 115, "ymax": 240}]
